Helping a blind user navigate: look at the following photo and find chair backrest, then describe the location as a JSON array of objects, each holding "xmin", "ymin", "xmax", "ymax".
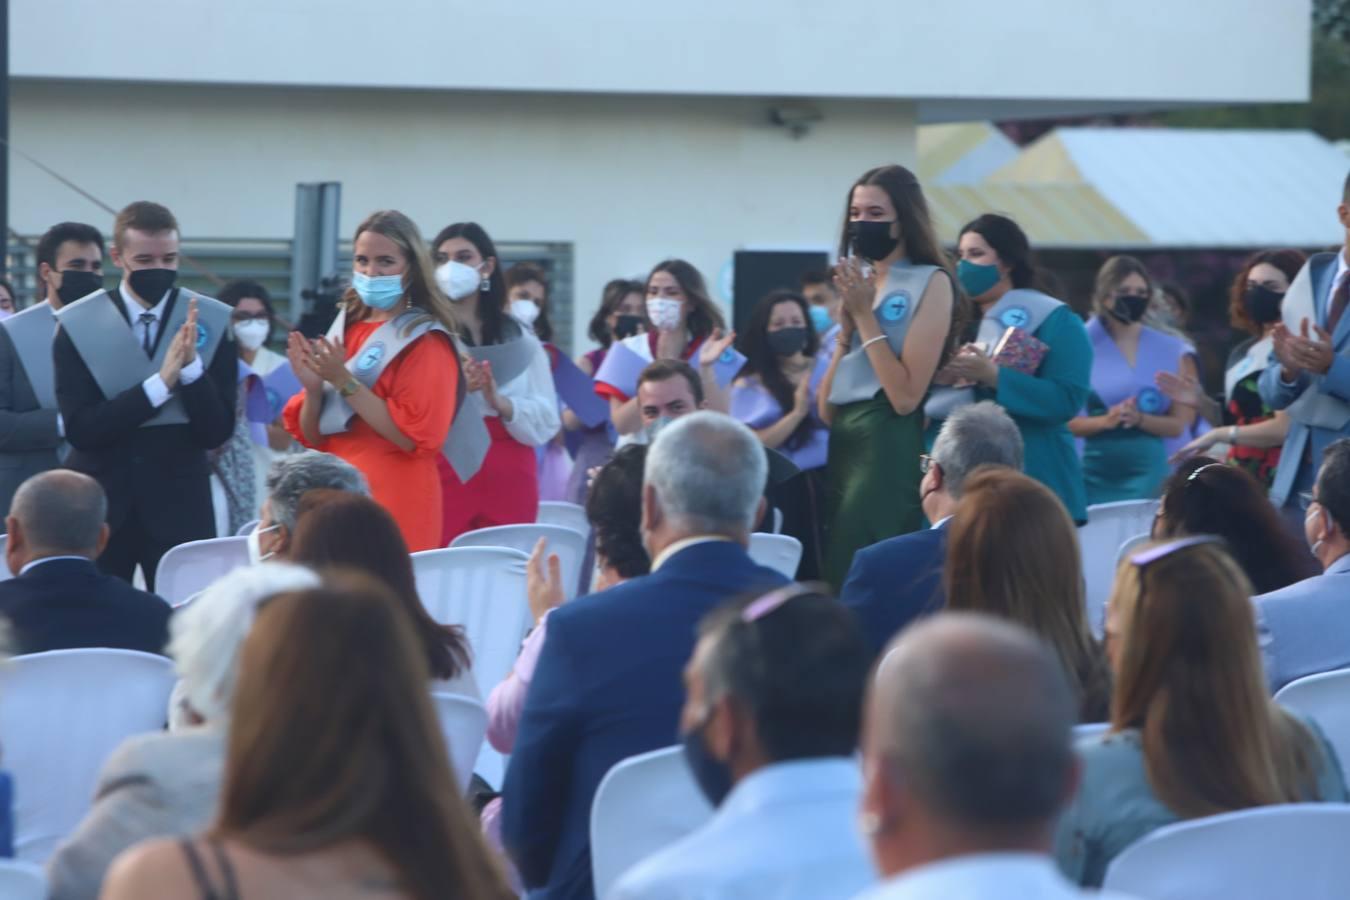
[
  {"xmin": 154, "ymin": 536, "xmax": 252, "ymax": 606},
  {"xmin": 537, "ymin": 501, "xmax": 592, "ymax": 542},
  {"xmin": 451, "ymin": 524, "xmax": 589, "ymax": 600},
  {"xmin": 747, "ymin": 533, "xmax": 803, "ymax": 579},
  {"xmin": 1080, "ymin": 500, "xmax": 1158, "ymax": 637},
  {"xmin": 1103, "ymin": 804, "xmax": 1350, "ymax": 899},
  {"xmin": 1275, "ymin": 668, "xmax": 1350, "ymax": 772},
  {"xmin": 0, "ymin": 860, "xmax": 47, "ymax": 900},
  {"xmin": 0, "ymin": 649, "xmax": 178, "ymax": 862},
  {"xmin": 1073, "ymin": 722, "xmax": 1111, "ymax": 742},
  {"xmin": 429, "ymin": 691, "xmax": 489, "ymax": 794},
  {"xmin": 591, "ymin": 745, "xmax": 713, "ymax": 899},
  {"xmin": 1117, "ymin": 531, "xmax": 1151, "ymax": 565},
  {"xmin": 0, "ymin": 534, "xmax": 10, "ymax": 582},
  {"xmin": 235, "ymin": 518, "xmax": 260, "ymax": 537}
]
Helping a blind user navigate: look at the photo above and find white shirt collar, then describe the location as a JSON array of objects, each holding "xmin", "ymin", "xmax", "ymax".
[
  {"xmin": 19, "ymin": 555, "xmax": 93, "ymax": 576},
  {"xmin": 650, "ymin": 535, "xmax": 736, "ymax": 572},
  {"xmin": 930, "ymin": 515, "xmax": 953, "ymax": 530},
  {"xmin": 860, "ymin": 853, "xmax": 1089, "ymax": 900},
  {"xmin": 119, "ymin": 278, "xmax": 170, "ymax": 324},
  {"xmin": 1334, "ymin": 247, "xmax": 1350, "ymax": 293}
]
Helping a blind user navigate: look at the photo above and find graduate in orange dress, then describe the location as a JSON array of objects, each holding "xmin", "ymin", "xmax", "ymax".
[{"xmin": 282, "ymin": 210, "xmax": 462, "ymax": 552}]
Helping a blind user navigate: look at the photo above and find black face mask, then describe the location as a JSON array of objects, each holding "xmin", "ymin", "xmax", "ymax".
[
  {"xmin": 766, "ymin": 326, "xmax": 808, "ymax": 357},
  {"xmin": 55, "ymin": 270, "xmax": 102, "ymax": 306},
  {"xmin": 681, "ymin": 718, "xmax": 734, "ymax": 807},
  {"xmin": 848, "ymin": 220, "xmax": 899, "ymax": 262},
  {"xmin": 1108, "ymin": 293, "xmax": 1150, "ymax": 325},
  {"xmin": 613, "ymin": 314, "xmax": 644, "ymax": 340},
  {"xmin": 127, "ymin": 268, "xmax": 178, "ymax": 305},
  {"xmin": 1243, "ymin": 285, "xmax": 1284, "ymax": 325}
]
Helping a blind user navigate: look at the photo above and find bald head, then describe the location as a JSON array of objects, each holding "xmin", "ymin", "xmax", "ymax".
[
  {"xmin": 869, "ymin": 612, "xmax": 1076, "ymax": 831},
  {"xmin": 10, "ymin": 470, "xmax": 108, "ymax": 556}
]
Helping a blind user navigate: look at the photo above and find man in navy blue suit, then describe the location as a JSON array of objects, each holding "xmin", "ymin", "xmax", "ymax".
[
  {"xmin": 841, "ymin": 402, "xmax": 1023, "ymax": 658},
  {"xmin": 502, "ymin": 411, "xmax": 788, "ymax": 900},
  {"xmin": 0, "ymin": 470, "xmax": 169, "ymax": 655}
]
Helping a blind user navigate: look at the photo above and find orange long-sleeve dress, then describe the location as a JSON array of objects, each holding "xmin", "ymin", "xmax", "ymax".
[{"xmin": 283, "ymin": 320, "xmax": 459, "ymax": 551}]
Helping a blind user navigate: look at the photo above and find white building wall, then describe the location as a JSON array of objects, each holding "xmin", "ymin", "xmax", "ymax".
[{"xmin": 12, "ymin": 82, "xmax": 916, "ymax": 349}]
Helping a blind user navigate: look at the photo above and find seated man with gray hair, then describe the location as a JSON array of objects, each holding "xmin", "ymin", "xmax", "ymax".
[
  {"xmin": 502, "ymin": 411, "xmax": 789, "ymax": 900},
  {"xmin": 841, "ymin": 401, "xmax": 1024, "ymax": 657},
  {"xmin": 246, "ymin": 450, "xmax": 368, "ymax": 563},
  {"xmin": 0, "ymin": 470, "xmax": 169, "ymax": 655}
]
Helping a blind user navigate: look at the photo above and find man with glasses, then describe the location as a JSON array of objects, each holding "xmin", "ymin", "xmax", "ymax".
[
  {"xmin": 1254, "ymin": 437, "xmax": 1350, "ymax": 691},
  {"xmin": 841, "ymin": 402, "xmax": 1023, "ymax": 658}
]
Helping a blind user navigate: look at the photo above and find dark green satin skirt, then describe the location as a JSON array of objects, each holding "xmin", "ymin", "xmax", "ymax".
[{"xmin": 822, "ymin": 394, "xmax": 924, "ymax": 588}]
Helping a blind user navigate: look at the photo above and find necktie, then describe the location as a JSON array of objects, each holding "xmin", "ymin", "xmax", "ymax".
[
  {"xmin": 1327, "ymin": 274, "xmax": 1350, "ymax": 335},
  {"xmin": 138, "ymin": 312, "xmax": 157, "ymax": 357}
]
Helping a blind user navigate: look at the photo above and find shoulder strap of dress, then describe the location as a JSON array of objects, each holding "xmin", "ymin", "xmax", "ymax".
[
  {"xmin": 179, "ymin": 839, "xmax": 228, "ymax": 900},
  {"xmin": 208, "ymin": 839, "xmax": 241, "ymax": 900}
]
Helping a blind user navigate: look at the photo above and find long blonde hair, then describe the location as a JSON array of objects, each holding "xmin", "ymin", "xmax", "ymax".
[
  {"xmin": 345, "ymin": 210, "xmax": 459, "ymax": 338},
  {"xmin": 1109, "ymin": 541, "xmax": 1325, "ymax": 817}
]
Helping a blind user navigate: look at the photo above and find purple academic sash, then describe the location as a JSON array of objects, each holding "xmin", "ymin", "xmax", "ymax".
[{"xmin": 1085, "ymin": 319, "xmax": 1186, "ymax": 416}]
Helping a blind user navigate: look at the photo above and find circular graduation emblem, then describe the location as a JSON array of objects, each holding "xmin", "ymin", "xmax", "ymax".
[
  {"xmin": 1000, "ymin": 306, "xmax": 1030, "ymax": 329},
  {"xmin": 195, "ymin": 323, "xmax": 209, "ymax": 350},
  {"xmin": 1136, "ymin": 386, "xmax": 1166, "ymax": 415},
  {"xmin": 356, "ymin": 342, "xmax": 386, "ymax": 373},
  {"xmin": 879, "ymin": 291, "xmax": 911, "ymax": 323},
  {"xmin": 265, "ymin": 387, "xmax": 281, "ymax": 414},
  {"xmin": 719, "ymin": 349, "xmax": 735, "ymax": 364}
]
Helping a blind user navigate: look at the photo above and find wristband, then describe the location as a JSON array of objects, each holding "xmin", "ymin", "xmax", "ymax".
[
  {"xmin": 861, "ymin": 335, "xmax": 888, "ymax": 351},
  {"xmin": 338, "ymin": 377, "xmax": 361, "ymax": 398},
  {"xmin": 1229, "ymin": 425, "xmax": 1238, "ymax": 446}
]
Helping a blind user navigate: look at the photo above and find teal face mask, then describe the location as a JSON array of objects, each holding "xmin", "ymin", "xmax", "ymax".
[
  {"xmin": 957, "ymin": 259, "xmax": 1001, "ymax": 299},
  {"xmin": 809, "ymin": 305, "xmax": 834, "ymax": 334},
  {"xmin": 352, "ymin": 272, "xmax": 405, "ymax": 310}
]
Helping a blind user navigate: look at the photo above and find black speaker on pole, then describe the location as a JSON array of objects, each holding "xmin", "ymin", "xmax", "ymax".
[{"xmin": 731, "ymin": 250, "xmax": 830, "ymax": 335}]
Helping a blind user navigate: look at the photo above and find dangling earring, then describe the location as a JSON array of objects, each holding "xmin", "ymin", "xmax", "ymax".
[
  {"xmin": 479, "ymin": 276, "xmax": 491, "ymax": 293},
  {"xmin": 859, "ymin": 811, "xmax": 885, "ymax": 836}
]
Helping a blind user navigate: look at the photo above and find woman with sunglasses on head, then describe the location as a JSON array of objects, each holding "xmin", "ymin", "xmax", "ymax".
[
  {"xmin": 818, "ymin": 164, "xmax": 961, "ymax": 588},
  {"xmin": 1163, "ymin": 250, "xmax": 1306, "ymax": 488},
  {"xmin": 1069, "ymin": 256, "xmax": 1198, "ymax": 504},
  {"xmin": 1055, "ymin": 536, "xmax": 1346, "ymax": 887}
]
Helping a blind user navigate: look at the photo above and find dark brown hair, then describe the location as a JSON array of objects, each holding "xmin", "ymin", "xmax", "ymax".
[
  {"xmin": 637, "ymin": 359, "xmax": 704, "ymax": 407},
  {"xmin": 1227, "ymin": 249, "xmax": 1307, "ymax": 335},
  {"xmin": 1091, "ymin": 255, "xmax": 1153, "ymax": 320},
  {"xmin": 289, "ymin": 490, "xmax": 471, "ymax": 680},
  {"xmin": 588, "ymin": 278, "xmax": 647, "ymax": 348},
  {"xmin": 214, "ymin": 571, "xmax": 512, "ymax": 899},
  {"xmin": 738, "ymin": 290, "xmax": 821, "ymax": 452},
  {"xmin": 646, "ymin": 259, "xmax": 726, "ymax": 343},
  {"xmin": 505, "ymin": 261, "xmax": 555, "ymax": 343},
  {"xmin": 432, "ymin": 222, "xmax": 512, "ymax": 346},
  {"xmin": 113, "ymin": 201, "xmax": 179, "ymax": 248}
]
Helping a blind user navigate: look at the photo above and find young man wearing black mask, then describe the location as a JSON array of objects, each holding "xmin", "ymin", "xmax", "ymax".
[
  {"xmin": 53, "ymin": 201, "xmax": 236, "ymax": 587},
  {"xmin": 0, "ymin": 222, "xmax": 108, "ymax": 525}
]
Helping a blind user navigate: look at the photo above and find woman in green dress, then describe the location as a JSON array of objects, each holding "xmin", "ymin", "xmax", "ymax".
[
  {"xmin": 932, "ymin": 214, "xmax": 1092, "ymax": 523},
  {"xmin": 817, "ymin": 164, "xmax": 960, "ymax": 588}
]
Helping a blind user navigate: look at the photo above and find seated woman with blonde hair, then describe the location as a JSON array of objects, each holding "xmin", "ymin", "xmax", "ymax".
[{"xmin": 1056, "ymin": 537, "xmax": 1347, "ymax": 887}]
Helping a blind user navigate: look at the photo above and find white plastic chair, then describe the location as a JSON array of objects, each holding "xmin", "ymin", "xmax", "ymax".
[
  {"xmin": 1080, "ymin": 500, "xmax": 1158, "ymax": 637},
  {"xmin": 235, "ymin": 518, "xmax": 260, "ymax": 537},
  {"xmin": 430, "ymin": 691, "xmax": 489, "ymax": 794},
  {"xmin": 1276, "ymin": 668, "xmax": 1350, "ymax": 771},
  {"xmin": 1117, "ymin": 532, "xmax": 1151, "ymax": 565},
  {"xmin": 153, "ymin": 536, "xmax": 251, "ymax": 606},
  {"xmin": 591, "ymin": 746, "xmax": 713, "ymax": 899},
  {"xmin": 1073, "ymin": 722, "xmax": 1110, "ymax": 742},
  {"xmin": 451, "ymin": 524, "xmax": 588, "ymax": 601},
  {"xmin": 0, "ymin": 861, "xmax": 47, "ymax": 900},
  {"xmin": 1103, "ymin": 804, "xmax": 1350, "ymax": 899},
  {"xmin": 747, "ymin": 533, "xmax": 803, "ymax": 579},
  {"xmin": 0, "ymin": 649, "xmax": 177, "ymax": 862},
  {"xmin": 0, "ymin": 534, "xmax": 10, "ymax": 582},
  {"xmin": 536, "ymin": 501, "xmax": 591, "ymax": 543}
]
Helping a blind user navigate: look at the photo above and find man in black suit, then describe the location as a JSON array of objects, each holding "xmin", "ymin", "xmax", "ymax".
[
  {"xmin": 841, "ymin": 401, "xmax": 1024, "ymax": 658},
  {"xmin": 0, "ymin": 222, "xmax": 106, "ymax": 525},
  {"xmin": 0, "ymin": 470, "xmax": 169, "ymax": 655},
  {"xmin": 53, "ymin": 202, "xmax": 236, "ymax": 588}
]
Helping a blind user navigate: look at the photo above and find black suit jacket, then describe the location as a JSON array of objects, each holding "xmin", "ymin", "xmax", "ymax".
[
  {"xmin": 53, "ymin": 289, "xmax": 237, "ymax": 543},
  {"xmin": 840, "ymin": 520, "xmax": 949, "ymax": 658},
  {"xmin": 0, "ymin": 557, "xmax": 171, "ymax": 655},
  {"xmin": 0, "ymin": 324, "xmax": 62, "ymax": 524}
]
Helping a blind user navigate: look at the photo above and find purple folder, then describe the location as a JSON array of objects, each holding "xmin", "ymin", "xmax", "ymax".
[
  {"xmin": 552, "ymin": 353, "xmax": 610, "ymax": 428},
  {"xmin": 594, "ymin": 340, "xmax": 746, "ymax": 398},
  {"xmin": 262, "ymin": 362, "xmax": 304, "ymax": 420}
]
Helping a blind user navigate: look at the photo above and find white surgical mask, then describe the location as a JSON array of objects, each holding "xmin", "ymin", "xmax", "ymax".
[
  {"xmin": 511, "ymin": 299, "xmax": 541, "ymax": 326},
  {"xmin": 247, "ymin": 523, "xmax": 281, "ymax": 564},
  {"xmin": 646, "ymin": 298, "xmax": 682, "ymax": 332},
  {"xmin": 233, "ymin": 319, "xmax": 269, "ymax": 352},
  {"xmin": 436, "ymin": 260, "xmax": 484, "ymax": 302}
]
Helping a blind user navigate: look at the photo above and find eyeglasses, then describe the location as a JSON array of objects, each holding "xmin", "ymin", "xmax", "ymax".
[
  {"xmin": 1129, "ymin": 535, "xmax": 1224, "ymax": 569},
  {"xmin": 919, "ymin": 455, "xmax": 937, "ymax": 475},
  {"xmin": 230, "ymin": 310, "xmax": 269, "ymax": 323},
  {"xmin": 1299, "ymin": 492, "xmax": 1319, "ymax": 512}
]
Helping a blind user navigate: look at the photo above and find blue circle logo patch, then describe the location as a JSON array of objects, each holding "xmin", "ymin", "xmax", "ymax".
[
  {"xmin": 1137, "ymin": 386, "xmax": 1166, "ymax": 415},
  {"xmin": 1000, "ymin": 306, "xmax": 1030, "ymax": 329},
  {"xmin": 356, "ymin": 342, "xmax": 386, "ymax": 373},
  {"xmin": 195, "ymin": 323, "xmax": 208, "ymax": 350},
  {"xmin": 719, "ymin": 349, "xmax": 735, "ymax": 364},
  {"xmin": 879, "ymin": 291, "xmax": 911, "ymax": 323}
]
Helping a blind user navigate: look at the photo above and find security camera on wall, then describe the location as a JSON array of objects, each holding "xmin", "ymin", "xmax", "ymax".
[{"xmin": 767, "ymin": 104, "xmax": 824, "ymax": 138}]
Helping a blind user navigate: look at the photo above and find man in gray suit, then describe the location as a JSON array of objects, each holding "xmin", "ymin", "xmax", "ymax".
[
  {"xmin": 1256, "ymin": 438, "xmax": 1350, "ymax": 692},
  {"xmin": 0, "ymin": 222, "xmax": 105, "ymax": 527}
]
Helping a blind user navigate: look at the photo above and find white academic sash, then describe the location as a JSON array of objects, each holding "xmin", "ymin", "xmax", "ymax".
[{"xmin": 1224, "ymin": 336, "xmax": 1274, "ymax": 402}]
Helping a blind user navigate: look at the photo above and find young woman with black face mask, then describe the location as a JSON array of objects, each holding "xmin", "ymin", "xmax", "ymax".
[
  {"xmin": 1069, "ymin": 256, "xmax": 1198, "ymax": 504},
  {"xmin": 816, "ymin": 164, "xmax": 961, "ymax": 588},
  {"xmin": 1162, "ymin": 250, "xmax": 1306, "ymax": 488}
]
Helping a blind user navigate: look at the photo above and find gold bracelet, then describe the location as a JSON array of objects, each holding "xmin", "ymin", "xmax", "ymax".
[{"xmin": 338, "ymin": 377, "xmax": 361, "ymax": 398}]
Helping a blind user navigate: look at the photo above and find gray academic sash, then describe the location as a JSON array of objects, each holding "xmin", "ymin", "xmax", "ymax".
[
  {"xmin": 55, "ymin": 289, "xmax": 230, "ymax": 427},
  {"xmin": 316, "ymin": 307, "xmax": 493, "ymax": 482},
  {"xmin": 1224, "ymin": 335, "xmax": 1274, "ymax": 402},
  {"xmin": 828, "ymin": 261, "xmax": 938, "ymax": 406},
  {"xmin": 1279, "ymin": 256, "xmax": 1350, "ymax": 431},
  {"xmin": 1, "ymin": 301, "xmax": 57, "ymax": 410},
  {"xmin": 924, "ymin": 288, "xmax": 1064, "ymax": 420}
]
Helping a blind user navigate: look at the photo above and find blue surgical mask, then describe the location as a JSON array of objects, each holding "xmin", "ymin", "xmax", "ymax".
[
  {"xmin": 957, "ymin": 259, "xmax": 1001, "ymax": 299},
  {"xmin": 351, "ymin": 272, "xmax": 405, "ymax": 310},
  {"xmin": 645, "ymin": 415, "xmax": 677, "ymax": 443},
  {"xmin": 681, "ymin": 715, "xmax": 734, "ymax": 807},
  {"xmin": 809, "ymin": 305, "xmax": 834, "ymax": 334}
]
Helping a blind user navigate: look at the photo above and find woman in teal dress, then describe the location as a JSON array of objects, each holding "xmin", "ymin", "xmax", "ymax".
[
  {"xmin": 817, "ymin": 164, "xmax": 960, "ymax": 588},
  {"xmin": 1068, "ymin": 256, "xmax": 1197, "ymax": 505},
  {"xmin": 932, "ymin": 214, "xmax": 1091, "ymax": 524}
]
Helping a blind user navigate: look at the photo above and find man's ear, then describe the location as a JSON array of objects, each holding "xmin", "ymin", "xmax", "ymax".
[
  {"xmin": 94, "ymin": 523, "xmax": 111, "ymax": 558},
  {"xmin": 108, "ymin": 243, "xmax": 124, "ymax": 269},
  {"xmin": 642, "ymin": 483, "xmax": 660, "ymax": 535},
  {"xmin": 704, "ymin": 694, "xmax": 739, "ymax": 762}
]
